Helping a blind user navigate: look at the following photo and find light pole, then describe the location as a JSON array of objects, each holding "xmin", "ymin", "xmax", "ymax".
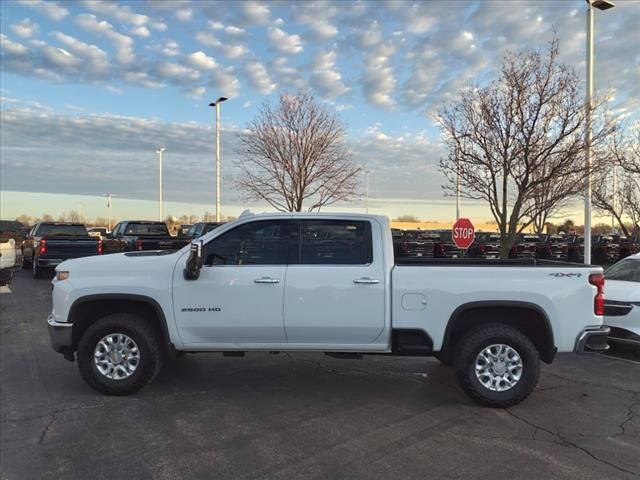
[
  {"xmin": 103, "ymin": 193, "xmax": 117, "ymax": 230},
  {"xmin": 455, "ymin": 144, "xmax": 461, "ymax": 220},
  {"xmin": 107, "ymin": 194, "xmax": 112, "ymax": 230},
  {"xmin": 611, "ymin": 165, "xmax": 617, "ymax": 233},
  {"xmin": 365, "ymin": 170, "xmax": 372, "ymax": 214},
  {"xmin": 156, "ymin": 147, "xmax": 166, "ymax": 221},
  {"xmin": 209, "ymin": 97, "xmax": 228, "ymax": 222},
  {"xmin": 584, "ymin": 0, "xmax": 615, "ymax": 264}
]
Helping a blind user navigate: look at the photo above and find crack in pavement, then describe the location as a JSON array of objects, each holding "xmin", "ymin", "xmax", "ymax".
[
  {"xmin": 545, "ymin": 371, "xmax": 640, "ymax": 395},
  {"xmin": 614, "ymin": 392, "xmax": 640, "ymax": 439},
  {"xmin": 38, "ymin": 412, "xmax": 57, "ymax": 444},
  {"xmin": 505, "ymin": 409, "xmax": 639, "ymax": 477}
]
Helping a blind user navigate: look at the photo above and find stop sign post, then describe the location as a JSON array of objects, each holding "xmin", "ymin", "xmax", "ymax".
[{"xmin": 453, "ymin": 218, "xmax": 475, "ymax": 250}]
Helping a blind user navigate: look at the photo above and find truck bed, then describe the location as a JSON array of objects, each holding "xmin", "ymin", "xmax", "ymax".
[{"xmin": 394, "ymin": 257, "xmax": 595, "ymax": 267}]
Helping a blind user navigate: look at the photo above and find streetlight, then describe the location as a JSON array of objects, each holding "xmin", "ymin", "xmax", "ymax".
[
  {"xmin": 156, "ymin": 147, "xmax": 166, "ymax": 221},
  {"xmin": 103, "ymin": 193, "xmax": 114, "ymax": 230},
  {"xmin": 364, "ymin": 170, "xmax": 373, "ymax": 214},
  {"xmin": 455, "ymin": 144, "xmax": 461, "ymax": 220},
  {"xmin": 209, "ymin": 96, "xmax": 228, "ymax": 222},
  {"xmin": 584, "ymin": 0, "xmax": 614, "ymax": 264},
  {"xmin": 455, "ymin": 134, "xmax": 470, "ymax": 220}
]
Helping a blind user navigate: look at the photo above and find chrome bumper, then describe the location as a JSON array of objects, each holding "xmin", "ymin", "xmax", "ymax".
[
  {"xmin": 574, "ymin": 326, "xmax": 610, "ymax": 354},
  {"xmin": 47, "ymin": 315, "xmax": 73, "ymax": 354}
]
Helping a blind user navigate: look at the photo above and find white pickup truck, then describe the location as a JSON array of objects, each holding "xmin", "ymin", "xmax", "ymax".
[
  {"xmin": 48, "ymin": 213, "xmax": 609, "ymax": 407},
  {"xmin": 1, "ymin": 238, "xmax": 17, "ymax": 286}
]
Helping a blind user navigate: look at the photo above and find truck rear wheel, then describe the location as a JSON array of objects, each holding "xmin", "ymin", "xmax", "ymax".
[
  {"xmin": 77, "ymin": 313, "xmax": 163, "ymax": 395},
  {"xmin": 454, "ymin": 324, "xmax": 539, "ymax": 408},
  {"xmin": 32, "ymin": 257, "xmax": 44, "ymax": 278}
]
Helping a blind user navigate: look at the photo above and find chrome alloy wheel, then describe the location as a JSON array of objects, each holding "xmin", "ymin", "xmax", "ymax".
[
  {"xmin": 94, "ymin": 333, "xmax": 140, "ymax": 380},
  {"xmin": 475, "ymin": 344, "xmax": 523, "ymax": 392}
]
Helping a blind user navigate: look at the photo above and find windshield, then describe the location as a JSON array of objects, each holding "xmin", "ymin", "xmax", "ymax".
[
  {"xmin": 124, "ymin": 224, "xmax": 169, "ymax": 236},
  {"xmin": 605, "ymin": 258, "xmax": 640, "ymax": 282},
  {"xmin": 36, "ymin": 224, "xmax": 88, "ymax": 237}
]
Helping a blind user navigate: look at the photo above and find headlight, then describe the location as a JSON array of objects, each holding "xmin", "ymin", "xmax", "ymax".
[{"xmin": 56, "ymin": 271, "xmax": 70, "ymax": 281}]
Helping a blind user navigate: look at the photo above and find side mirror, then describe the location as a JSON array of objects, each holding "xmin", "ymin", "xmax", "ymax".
[{"xmin": 184, "ymin": 240, "xmax": 203, "ymax": 280}]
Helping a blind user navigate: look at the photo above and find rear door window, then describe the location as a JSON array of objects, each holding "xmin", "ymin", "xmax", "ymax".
[{"xmin": 295, "ymin": 220, "xmax": 372, "ymax": 265}]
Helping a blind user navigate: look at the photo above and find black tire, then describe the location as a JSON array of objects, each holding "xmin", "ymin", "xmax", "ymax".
[
  {"xmin": 433, "ymin": 352, "xmax": 452, "ymax": 366},
  {"xmin": 77, "ymin": 313, "xmax": 163, "ymax": 395},
  {"xmin": 454, "ymin": 324, "xmax": 540, "ymax": 408},
  {"xmin": 22, "ymin": 251, "xmax": 32, "ymax": 269},
  {"xmin": 32, "ymin": 257, "xmax": 43, "ymax": 278}
]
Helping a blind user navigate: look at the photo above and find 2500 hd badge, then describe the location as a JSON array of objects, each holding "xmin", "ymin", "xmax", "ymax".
[{"xmin": 181, "ymin": 307, "xmax": 222, "ymax": 312}]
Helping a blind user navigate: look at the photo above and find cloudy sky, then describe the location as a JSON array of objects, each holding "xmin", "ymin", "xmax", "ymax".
[{"xmin": 1, "ymin": 0, "xmax": 639, "ymax": 222}]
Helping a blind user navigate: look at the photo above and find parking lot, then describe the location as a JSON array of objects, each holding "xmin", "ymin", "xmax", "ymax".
[{"xmin": 0, "ymin": 270, "xmax": 638, "ymax": 480}]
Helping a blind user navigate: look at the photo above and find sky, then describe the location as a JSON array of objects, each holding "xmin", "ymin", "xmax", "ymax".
[{"xmin": 1, "ymin": 0, "xmax": 639, "ymax": 224}]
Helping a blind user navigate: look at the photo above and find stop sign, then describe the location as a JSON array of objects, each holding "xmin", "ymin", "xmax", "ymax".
[{"xmin": 452, "ymin": 218, "xmax": 475, "ymax": 249}]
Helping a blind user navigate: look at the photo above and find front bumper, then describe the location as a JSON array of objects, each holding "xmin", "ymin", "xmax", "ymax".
[
  {"xmin": 47, "ymin": 315, "xmax": 73, "ymax": 354},
  {"xmin": 574, "ymin": 326, "xmax": 610, "ymax": 353}
]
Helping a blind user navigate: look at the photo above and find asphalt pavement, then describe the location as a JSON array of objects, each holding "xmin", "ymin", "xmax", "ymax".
[{"xmin": 1, "ymin": 270, "xmax": 639, "ymax": 480}]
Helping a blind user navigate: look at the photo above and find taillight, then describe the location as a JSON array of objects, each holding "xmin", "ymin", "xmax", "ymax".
[
  {"xmin": 546, "ymin": 245, "xmax": 552, "ymax": 254},
  {"xmin": 135, "ymin": 239, "xmax": 143, "ymax": 251},
  {"xmin": 39, "ymin": 239, "xmax": 47, "ymax": 255},
  {"xmin": 401, "ymin": 241, "xmax": 408, "ymax": 253},
  {"xmin": 589, "ymin": 273, "xmax": 605, "ymax": 316},
  {"xmin": 98, "ymin": 239, "xmax": 103, "ymax": 255},
  {"xmin": 436, "ymin": 244, "xmax": 445, "ymax": 255},
  {"xmin": 478, "ymin": 245, "xmax": 485, "ymax": 254}
]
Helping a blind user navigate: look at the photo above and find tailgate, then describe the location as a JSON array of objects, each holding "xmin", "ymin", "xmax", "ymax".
[
  {"xmin": 405, "ymin": 240, "xmax": 434, "ymax": 258},
  {"xmin": 138, "ymin": 237, "xmax": 188, "ymax": 250},
  {"xmin": 42, "ymin": 237, "xmax": 98, "ymax": 257}
]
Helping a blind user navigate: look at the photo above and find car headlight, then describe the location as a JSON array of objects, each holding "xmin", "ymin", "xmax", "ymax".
[{"xmin": 56, "ymin": 271, "xmax": 70, "ymax": 281}]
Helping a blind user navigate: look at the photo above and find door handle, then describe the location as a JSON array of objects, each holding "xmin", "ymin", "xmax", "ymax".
[
  {"xmin": 353, "ymin": 277, "xmax": 380, "ymax": 285},
  {"xmin": 254, "ymin": 277, "xmax": 280, "ymax": 284}
]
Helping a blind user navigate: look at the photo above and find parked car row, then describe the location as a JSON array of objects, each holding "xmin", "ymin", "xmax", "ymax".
[
  {"xmin": 5, "ymin": 220, "xmax": 227, "ymax": 279},
  {"xmin": 392, "ymin": 228, "xmax": 639, "ymax": 264}
]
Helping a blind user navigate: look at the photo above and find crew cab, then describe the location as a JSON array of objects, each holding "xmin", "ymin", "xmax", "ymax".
[
  {"xmin": 47, "ymin": 213, "xmax": 609, "ymax": 408},
  {"xmin": 103, "ymin": 221, "xmax": 190, "ymax": 253},
  {"xmin": 22, "ymin": 223, "xmax": 101, "ymax": 278}
]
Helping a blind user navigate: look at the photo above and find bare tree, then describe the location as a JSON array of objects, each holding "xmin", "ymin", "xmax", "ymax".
[
  {"xmin": 621, "ymin": 174, "xmax": 640, "ymax": 235},
  {"xmin": 593, "ymin": 124, "xmax": 640, "ymax": 236},
  {"xmin": 235, "ymin": 91, "xmax": 361, "ymax": 212},
  {"xmin": 15, "ymin": 214, "xmax": 32, "ymax": 226},
  {"xmin": 68, "ymin": 210, "xmax": 81, "ymax": 223},
  {"xmin": 438, "ymin": 39, "xmax": 613, "ymax": 257},
  {"xmin": 592, "ymin": 168, "xmax": 631, "ymax": 237},
  {"xmin": 394, "ymin": 215, "xmax": 420, "ymax": 222},
  {"xmin": 615, "ymin": 124, "xmax": 640, "ymax": 175}
]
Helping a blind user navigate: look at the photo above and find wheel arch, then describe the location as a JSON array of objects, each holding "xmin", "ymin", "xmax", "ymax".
[
  {"xmin": 67, "ymin": 294, "xmax": 174, "ymax": 355},
  {"xmin": 440, "ymin": 301, "xmax": 556, "ymax": 364}
]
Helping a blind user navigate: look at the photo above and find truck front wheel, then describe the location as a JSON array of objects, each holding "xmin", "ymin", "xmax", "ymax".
[
  {"xmin": 77, "ymin": 313, "xmax": 163, "ymax": 395},
  {"xmin": 454, "ymin": 324, "xmax": 539, "ymax": 408}
]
